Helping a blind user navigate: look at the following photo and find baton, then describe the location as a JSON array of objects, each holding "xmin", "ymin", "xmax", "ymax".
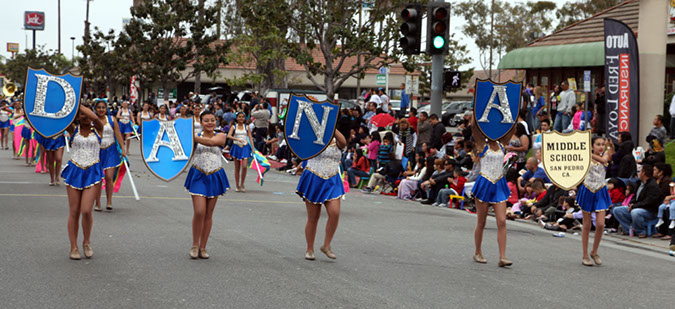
[
  {"xmin": 64, "ymin": 133, "xmax": 70, "ymax": 153},
  {"xmin": 131, "ymin": 123, "xmax": 141, "ymax": 140},
  {"xmin": 123, "ymin": 157, "xmax": 140, "ymax": 200}
]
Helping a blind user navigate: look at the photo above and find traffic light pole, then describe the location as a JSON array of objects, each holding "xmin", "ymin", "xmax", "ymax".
[{"xmin": 430, "ymin": 54, "xmax": 443, "ymax": 117}]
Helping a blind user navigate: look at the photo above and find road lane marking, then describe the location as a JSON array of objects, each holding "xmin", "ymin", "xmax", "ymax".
[{"xmin": 0, "ymin": 193, "xmax": 301, "ymax": 204}]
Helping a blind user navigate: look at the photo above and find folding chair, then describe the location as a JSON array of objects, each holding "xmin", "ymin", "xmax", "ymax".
[
  {"xmin": 449, "ymin": 187, "xmax": 466, "ymax": 210},
  {"xmin": 357, "ymin": 167, "xmax": 374, "ymax": 189}
]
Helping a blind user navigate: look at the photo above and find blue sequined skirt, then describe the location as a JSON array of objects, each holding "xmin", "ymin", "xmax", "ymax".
[
  {"xmin": 61, "ymin": 161, "xmax": 104, "ymax": 190},
  {"xmin": 21, "ymin": 127, "xmax": 32, "ymax": 140},
  {"xmin": 100, "ymin": 145, "xmax": 122, "ymax": 170},
  {"xmin": 184, "ymin": 166, "xmax": 230, "ymax": 198},
  {"xmin": 0, "ymin": 120, "xmax": 8, "ymax": 129},
  {"xmin": 576, "ymin": 184, "xmax": 611, "ymax": 212},
  {"xmin": 472, "ymin": 175, "xmax": 510, "ymax": 204},
  {"xmin": 36, "ymin": 134, "xmax": 66, "ymax": 151},
  {"xmin": 119, "ymin": 121, "xmax": 133, "ymax": 134},
  {"xmin": 230, "ymin": 144, "xmax": 252, "ymax": 159},
  {"xmin": 296, "ymin": 170, "xmax": 345, "ymax": 204}
]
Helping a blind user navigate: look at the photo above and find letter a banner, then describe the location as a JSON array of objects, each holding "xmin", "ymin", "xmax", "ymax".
[
  {"xmin": 141, "ymin": 118, "xmax": 194, "ymax": 181},
  {"xmin": 284, "ymin": 93, "xmax": 340, "ymax": 160},
  {"xmin": 473, "ymin": 79, "xmax": 521, "ymax": 141},
  {"xmin": 604, "ymin": 18, "xmax": 639, "ymax": 144},
  {"xmin": 23, "ymin": 67, "xmax": 83, "ymax": 138},
  {"xmin": 541, "ymin": 130, "xmax": 592, "ymax": 190}
]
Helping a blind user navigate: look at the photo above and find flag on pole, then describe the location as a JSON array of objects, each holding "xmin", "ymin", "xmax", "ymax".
[
  {"xmin": 246, "ymin": 139, "xmax": 270, "ymax": 186},
  {"xmin": 103, "ymin": 163, "xmax": 127, "ymax": 193}
]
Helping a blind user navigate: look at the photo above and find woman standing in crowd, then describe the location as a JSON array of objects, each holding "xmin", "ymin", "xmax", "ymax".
[
  {"xmin": 61, "ymin": 103, "xmax": 104, "ymax": 260},
  {"xmin": 576, "ymin": 136, "xmax": 613, "ymax": 266},
  {"xmin": 471, "ymin": 118, "xmax": 514, "ymax": 267},
  {"xmin": 137, "ymin": 102, "xmax": 154, "ymax": 126},
  {"xmin": 156, "ymin": 104, "xmax": 171, "ymax": 121},
  {"xmin": 394, "ymin": 118, "xmax": 416, "ymax": 164},
  {"xmin": 296, "ymin": 130, "xmax": 347, "ymax": 260},
  {"xmin": 228, "ymin": 112, "xmax": 253, "ymax": 192},
  {"xmin": 116, "ymin": 100, "xmax": 135, "ymax": 156},
  {"xmin": 184, "ymin": 111, "xmax": 230, "ymax": 259},
  {"xmin": 94, "ymin": 100, "xmax": 126, "ymax": 212},
  {"xmin": 532, "ymin": 86, "xmax": 546, "ymax": 131},
  {"xmin": 0, "ymin": 100, "xmax": 11, "ymax": 149},
  {"xmin": 366, "ymin": 132, "xmax": 381, "ymax": 169}
]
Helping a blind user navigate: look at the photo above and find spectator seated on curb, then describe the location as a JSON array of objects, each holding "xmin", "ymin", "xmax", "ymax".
[
  {"xmin": 518, "ymin": 157, "xmax": 550, "ymax": 195},
  {"xmin": 612, "ymin": 165, "xmax": 662, "ymax": 237},
  {"xmin": 419, "ymin": 158, "xmax": 456, "ymax": 205},
  {"xmin": 361, "ymin": 159, "xmax": 403, "ymax": 194},
  {"xmin": 507, "ymin": 182, "xmax": 536, "ymax": 220},
  {"xmin": 433, "ymin": 168, "xmax": 467, "ymax": 208},
  {"xmin": 397, "ymin": 156, "xmax": 429, "ymax": 200},
  {"xmin": 539, "ymin": 196, "xmax": 586, "ymax": 232}
]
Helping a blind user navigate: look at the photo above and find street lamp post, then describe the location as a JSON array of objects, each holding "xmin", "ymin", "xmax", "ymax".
[{"xmin": 70, "ymin": 37, "xmax": 75, "ymax": 63}]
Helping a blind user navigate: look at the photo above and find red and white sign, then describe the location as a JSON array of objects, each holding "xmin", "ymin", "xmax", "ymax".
[
  {"xmin": 130, "ymin": 76, "xmax": 138, "ymax": 104},
  {"xmin": 7, "ymin": 43, "xmax": 19, "ymax": 53},
  {"xmin": 24, "ymin": 11, "xmax": 45, "ymax": 31},
  {"xmin": 618, "ymin": 54, "xmax": 630, "ymax": 132}
]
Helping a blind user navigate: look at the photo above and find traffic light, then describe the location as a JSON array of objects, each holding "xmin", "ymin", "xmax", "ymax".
[
  {"xmin": 427, "ymin": 3, "xmax": 450, "ymax": 55},
  {"xmin": 444, "ymin": 70, "xmax": 461, "ymax": 91},
  {"xmin": 399, "ymin": 4, "xmax": 422, "ymax": 55}
]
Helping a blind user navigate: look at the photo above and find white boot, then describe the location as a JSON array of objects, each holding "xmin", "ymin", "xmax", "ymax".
[{"xmin": 655, "ymin": 218, "xmax": 665, "ymax": 228}]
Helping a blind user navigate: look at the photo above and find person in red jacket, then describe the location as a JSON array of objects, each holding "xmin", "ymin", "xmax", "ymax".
[
  {"xmin": 346, "ymin": 149, "xmax": 370, "ymax": 187},
  {"xmin": 433, "ymin": 168, "xmax": 467, "ymax": 208},
  {"xmin": 607, "ymin": 178, "xmax": 626, "ymax": 204}
]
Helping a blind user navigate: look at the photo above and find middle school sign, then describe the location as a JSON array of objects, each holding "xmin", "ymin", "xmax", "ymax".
[
  {"xmin": 541, "ymin": 130, "xmax": 592, "ymax": 190},
  {"xmin": 472, "ymin": 79, "xmax": 521, "ymax": 141}
]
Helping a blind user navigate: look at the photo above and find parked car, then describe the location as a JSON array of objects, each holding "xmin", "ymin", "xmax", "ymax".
[
  {"xmin": 442, "ymin": 101, "xmax": 473, "ymax": 127},
  {"xmin": 337, "ymin": 99, "xmax": 360, "ymax": 110},
  {"xmin": 389, "ymin": 99, "xmax": 401, "ymax": 112},
  {"xmin": 418, "ymin": 102, "xmax": 453, "ymax": 115}
]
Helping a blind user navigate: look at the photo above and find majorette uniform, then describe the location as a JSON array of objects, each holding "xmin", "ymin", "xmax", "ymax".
[
  {"xmin": 35, "ymin": 133, "xmax": 66, "ymax": 151},
  {"xmin": 296, "ymin": 142, "xmax": 346, "ymax": 204},
  {"xmin": 472, "ymin": 143, "xmax": 511, "ymax": 204},
  {"xmin": 99, "ymin": 116, "xmax": 122, "ymax": 170},
  {"xmin": 230, "ymin": 124, "xmax": 252, "ymax": 159},
  {"xmin": 61, "ymin": 126, "xmax": 104, "ymax": 190},
  {"xmin": 184, "ymin": 132, "xmax": 230, "ymax": 198},
  {"xmin": 576, "ymin": 161, "xmax": 611, "ymax": 212},
  {"xmin": 118, "ymin": 108, "xmax": 133, "ymax": 134}
]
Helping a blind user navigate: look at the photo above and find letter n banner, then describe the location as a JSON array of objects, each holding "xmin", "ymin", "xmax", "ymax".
[
  {"xmin": 283, "ymin": 93, "xmax": 340, "ymax": 160},
  {"xmin": 541, "ymin": 130, "xmax": 592, "ymax": 190},
  {"xmin": 23, "ymin": 67, "xmax": 83, "ymax": 138}
]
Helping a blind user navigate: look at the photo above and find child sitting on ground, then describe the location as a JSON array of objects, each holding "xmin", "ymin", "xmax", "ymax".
[
  {"xmin": 540, "ymin": 196, "xmax": 583, "ymax": 231},
  {"xmin": 506, "ymin": 182, "xmax": 536, "ymax": 220}
]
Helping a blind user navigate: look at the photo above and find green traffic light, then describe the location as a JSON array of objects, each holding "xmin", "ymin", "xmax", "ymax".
[{"xmin": 433, "ymin": 36, "xmax": 445, "ymax": 49}]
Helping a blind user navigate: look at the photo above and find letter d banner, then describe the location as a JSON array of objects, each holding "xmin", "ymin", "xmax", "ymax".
[
  {"xmin": 473, "ymin": 79, "xmax": 521, "ymax": 141},
  {"xmin": 284, "ymin": 93, "xmax": 340, "ymax": 160},
  {"xmin": 23, "ymin": 67, "xmax": 83, "ymax": 138},
  {"xmin": 541, "ymin": 130, "xmax": 592, "ymax": 190}
]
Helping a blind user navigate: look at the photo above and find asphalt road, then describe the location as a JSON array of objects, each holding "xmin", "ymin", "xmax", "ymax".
[{"xmin": 0, "ymin": 141, "xmax": 673, "ymax": 309}]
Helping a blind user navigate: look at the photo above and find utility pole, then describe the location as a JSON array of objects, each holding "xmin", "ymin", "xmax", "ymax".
[
  {"xmin": 429, "ymin": 0, "xmax": 446, "ymax": 118},
  {"xmin": 489, "ymin": 0, "xmax": 494, "ymax": 79},
  {"xmin": 58, "ymin": 0, "xmax": 62, "ymax": 54},
  {"xmin": 356, "ymin": 2, "xmax": 363, "ymax": 99}
]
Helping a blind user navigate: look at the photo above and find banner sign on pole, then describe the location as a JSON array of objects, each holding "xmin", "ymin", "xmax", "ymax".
[
  {"xmin": 604, "ymin": 18, "xmax": 639, "ymax": 145},
  {"xmin": 583, "ymin": 70, "xmax": 591, "ymax": 93},
  {"xmin": 541, "ymin": 131, "xmax": 592, "ymax": 190},
  {"xmin": 472, "ymin": 79, "xmax": 521, "ymax": 141},
  {"xmin": 130, "ymin": 75, "xmax": 138, "ymax": 104},
  {"xmin": 7, "ymin": 43, "xmax": 19, "ymax": 53},
  {"xmin": 23, "ymin": 67, "xmax": 83, "ymax": 138},
  {"xmin": 24, "ymin": 11, "xmax": 45, "ymax": 31},
  {"xmin": 283, "ymin": 93, "xmax": 340, "ymax": 160},
  {"xmin": 141, "ymin": 118, "xmax": 194, "ymax": 181}
]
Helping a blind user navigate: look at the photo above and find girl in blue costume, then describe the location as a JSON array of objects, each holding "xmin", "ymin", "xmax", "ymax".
[
  {"xmin": 227, "ymin": 112, "xmax": 253, "ymax": 192},
  {"xmin": 94, "ymin": 100, "xmax": 126, "ymax": 212},
  {"xmin": 577, "ymin": 136, "xmax": 614, "ymax": 266},
  {"xmin": 61, "ymin": 103, "xmax": 105, "ymax": 260},
  {"xmin": 21, "ymin": 113, "xmax": 36, "ymax": 167},
  {"xmin": 35, "ymin": 132, "xmax": 66, "ymax": 186},
  {"xmin": 184, "ymin": 111, "xmax": 230, "ymax": 259},
  {"xmin": 296, "ymin": 130, "xmax": 347, "ymax": 261},
  {"xmin": 0, "ymin": 100, "xmax": 11, "ymax": 149},
  {"xmin": 116, "ymin": 100, "xmax": 135, "ymax": 156},
  {"xmin": 471, "ymin": 118, "xmax": 514, "ymax": 267}
]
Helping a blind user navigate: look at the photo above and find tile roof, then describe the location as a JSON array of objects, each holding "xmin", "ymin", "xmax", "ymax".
[{"xmin": 529, "ymin": 0, "xmax": 639, "ymax": 47}]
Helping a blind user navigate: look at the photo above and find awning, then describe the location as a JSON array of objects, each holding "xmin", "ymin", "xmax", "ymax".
[{"xmin": 497, "ymin": 41, "xmax": 604, "ymax": 69}]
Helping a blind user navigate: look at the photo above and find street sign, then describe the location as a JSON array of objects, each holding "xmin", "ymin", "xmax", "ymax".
[
  {"xmin": 405, "ymin": 76, "xmax": 412, "ymax": 94},
  {"xmin": 379, "ymin": 67, "xmax": 387, "ymax": 75},
  {"xmin": 376, "ymin": 74, "xmax": 386, "ymax": 85},
  {"xmin": 7, "ymin": 43, "xmax": 19, "ymax": 53},
  {"xmin": 412, "ymin": 75, "xmax": 420, "ymax": 95},
  {"xmin": 24, "ymin": 11, "xmax": 45, "ymax": 31},
  {"xmin": 583, "ymin": 70, "xmax": 591, "ymax": 92}
]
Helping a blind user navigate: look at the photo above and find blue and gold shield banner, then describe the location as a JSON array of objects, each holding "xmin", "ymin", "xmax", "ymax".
[
  {"xmin": 23, "ymin": 67, "xmax": 83, "ymax": 138},
  {"xmin": 283, "ymin": 94, "xmax": 340, "ymax": 160},
  {"xmin": 141, "ymin": 118, "xmax": 194, "ymax": 182},
  {"xmin": 473, "ymin": 79, "xmax": 521, "ymax": 141}
]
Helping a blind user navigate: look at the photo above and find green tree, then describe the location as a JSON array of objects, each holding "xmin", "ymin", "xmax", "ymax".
[
  {"xmin": 288, "ymin": 0, "xmax": 408, "ymax": 98},
  {"xmin": 2, "ymin": 46, "xmax": 73, "ymax": 86},
  {"xmin": 77, "ymin": 28, "xmax": 130, "ymax": 98},
  {"xmin": 555, "ymin": 0, "xmax": 622, "ymax": 31}
]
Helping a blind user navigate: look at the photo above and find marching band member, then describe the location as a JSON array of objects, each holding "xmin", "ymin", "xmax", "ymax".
[
  {"xmin": 61, "ymin": 103, "xmax": 104, "ymax": 260},
  {"xmin": 137, "ymin": 102, "xmax": 154, "ymax": 126},
  {"xmin": 471, "ymin": 119, "xmax": 514, "ymax": 267},
  {"xmin": 296, "ymin": 130, "xmax": 347, "ymax": 261},
  {"xmin": 34, "ymin": 133, "xmax": 66, "ymax": 186},
  {"xmin": 10, "ymin": 102, "xmax": 23, "ymax": 159},
  {"xmin": 156, "ymin": 104, "xmax": 171, "ymax": 121},
  {"xmin": 94, "ymin": 100, "xmax": 126, "ymax": 212},
  {"xmin": 227, "ymin": 112, "xmax": 253, "ymax": 192},
  {"xmin": 21, "ymin": 110, "xmax": 35, "ymax": 167},
  {"xmin": 192, "ymin": 103, "xmax": 203, "ymax": 135},
  {"xmin": 116, "ymin": 100, "xmax": 135, "ymax": 155},
  {"xmin": 576, "ymin": 136, "xmax": 613, "ymax": 266},
  {"xmin": 184, "ymin": 110, "xmax": 230, "ymax": 259},
  {"xmin": 0, "ymin": 100, "xmax": 11, "ymax": 150}
]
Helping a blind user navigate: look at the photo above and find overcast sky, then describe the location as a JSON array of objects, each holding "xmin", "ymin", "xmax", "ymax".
[{"xmin": 0, "ymin": 0, "xmax": 575, "ymax": 73}]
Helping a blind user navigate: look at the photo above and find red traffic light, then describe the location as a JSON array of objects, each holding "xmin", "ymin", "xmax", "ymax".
[{"xmin": 401, "ymin": 8, "xmax": 418, "ymax": 21}]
